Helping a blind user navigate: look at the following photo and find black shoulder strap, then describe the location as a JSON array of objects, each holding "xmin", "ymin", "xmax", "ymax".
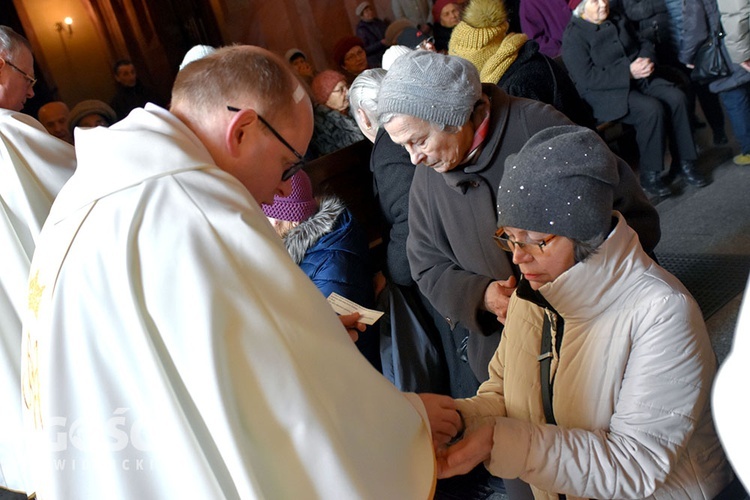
[
  {"xmin": 539, "ymin": 312, "xmax": 557, "ymax": 425},
  {"xmin": 539, "ymin": 309, "xmax": 567, "ymax": 500}
]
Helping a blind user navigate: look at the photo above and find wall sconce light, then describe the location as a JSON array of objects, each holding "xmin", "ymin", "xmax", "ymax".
[{"xmin": 55, "ymin": 17, "xmax": 73, "ymax": 36}]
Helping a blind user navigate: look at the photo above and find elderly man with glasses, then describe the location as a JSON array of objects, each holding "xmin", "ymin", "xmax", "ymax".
[
  {"xmin": 23, "ymin": 45, "xmax": 438, "ymax": 498},
  {"xmin": 0, "ymin": 25, "xmax": 76, "ymax": 499}
]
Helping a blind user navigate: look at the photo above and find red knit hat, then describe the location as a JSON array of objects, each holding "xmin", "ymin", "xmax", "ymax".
[
  {"xmin": 311, "ymin": 70, "xmax": 347, "ymax": 105},
  {"xmin": 261, "ymin": 171, "xmax": 317, "ymax": 222},
  {"xmin": 433, "ymin": 0, "xmax": 456, "ymax": 25},
  {"xmin": 568, "ymin": 0, "xmax": 582, "ymax": 9},
  {"xmin": 333, "ymin": 36, "xmax": 365, "ymax": 67}
]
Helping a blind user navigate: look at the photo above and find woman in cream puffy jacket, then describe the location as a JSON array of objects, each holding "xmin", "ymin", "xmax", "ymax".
[{"xmin": 424, "ymin": 126, "xmax": 736, "ymax": 499}]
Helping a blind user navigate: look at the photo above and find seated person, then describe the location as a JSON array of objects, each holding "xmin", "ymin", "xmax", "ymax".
[
  {"xmin": 425, "ymin": 125, "xmax": 735, "ymax": 499},
  {"xmin": 68, "ymin": 100, "xmax": 117, "ymax": 141},
  {"xmin": 309, "ymin": 70, "xmax": 365, "ymax": 157},
  {"xmin": 562, "ymin": 0, "xmax": 707, "ymax": 197},
  {"xmin": 333, "ymin": 36, "xmax": 369, "ymax": 84},
  {"xmin": 432, "ymin": 0, "xmax": 462, "ymax": 52},
  {"xmin": 262, "ymin": 171, "xmax": 379, "ymax": 370},
  {"xmin": 519, "ymin": 0, "xmax": 572, "ymax": 58},
  {"xmin": 37, "ymin": 101, "xmax": 72, "ymax": 144},
  {"xmin": 349, "ymin": 68, "xmax": 387, "ymax": 142},
  {"xmin": 449, "ymin": 0, "xmax": 595, "ymax": 128},
  {"xmin": 384, "ymin": 18, "xmax": 417, "ymax": 47},
  {"xmin": 355, "ymin": 1, "xmax": 390, "ymax": 68},
  {"xmin": 285, "ymin": 47, "xmax": 316, "ymax": 86},
  {"xmin": 381, "ymin": 44, "xmax": 413, "ymax": 69}
]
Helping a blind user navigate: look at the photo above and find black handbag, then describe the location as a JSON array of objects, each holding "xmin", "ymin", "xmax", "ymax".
[{"xmin": 691, "ymin": 29, "xmax": 731, "ymax": 84}]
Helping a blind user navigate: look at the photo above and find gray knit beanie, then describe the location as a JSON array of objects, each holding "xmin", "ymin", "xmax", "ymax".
[
  {"xmin": 377, "ymin": 50, "xmax": 481, "ymax": 127},
  {"xmin": 497, "ymin": 125, "xmax": 619, "ymax": 241}
]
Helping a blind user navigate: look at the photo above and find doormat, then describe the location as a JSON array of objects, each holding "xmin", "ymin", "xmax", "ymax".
[{"xmin": 656, "ymin": 253, "xmax": 750, "ymax": 319}]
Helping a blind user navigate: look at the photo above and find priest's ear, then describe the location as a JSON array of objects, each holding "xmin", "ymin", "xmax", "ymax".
[{"xmin": 225, "ymin": 106, "xmax": 259, "ymax": 157}]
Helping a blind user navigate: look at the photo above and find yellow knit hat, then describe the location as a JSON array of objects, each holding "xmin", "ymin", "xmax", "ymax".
[{"xmin": 449, "ymin": 0, "xmax": 527, "ymax": 83}]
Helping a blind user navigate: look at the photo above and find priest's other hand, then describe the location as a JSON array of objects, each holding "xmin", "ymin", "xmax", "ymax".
[
  {"xmin": 418, "ymin": 393, "xmax": 461, "ymax": 447},
  {"xmin": 338, "ymin": 312, "xmax": 366, "ymax": 342}
]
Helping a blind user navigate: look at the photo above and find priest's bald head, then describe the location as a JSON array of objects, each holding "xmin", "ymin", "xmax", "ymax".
[
  {"xmin": 0, "ymin": 25, "xmax": 36, "ymax": 111},
  {"xmin": 171, "ymin": 45, "xmax": 314, "ymax": 205}
]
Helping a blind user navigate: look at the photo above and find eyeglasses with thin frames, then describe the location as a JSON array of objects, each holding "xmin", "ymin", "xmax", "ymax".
[
  {"xmin": 1, "ymin": 58, "xmax": 37, "ymax": 88},
  {"xmin": 227, "ymin": 106, "xmax": 305, "ymax": 181},
  {"xmin": 494, "ymin": 227, "xmax": 557, "ymax": 256}
]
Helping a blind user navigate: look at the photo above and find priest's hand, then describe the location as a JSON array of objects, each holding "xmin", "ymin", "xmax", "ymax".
[
  {"xmin": 338, "ymin": 312, "xmax": 366, "ymax": 342},
  {"xmin": 437, "ymin": 423, "xmax": 494, "ymax": 478},
  {"xmin": 418, "ymin": 393, "xmax": 462, "ymax": 447}
]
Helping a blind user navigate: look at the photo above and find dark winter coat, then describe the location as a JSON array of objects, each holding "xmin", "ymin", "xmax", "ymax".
[
  {"xmin": 498, "ymin": 40, "xmax": 596, "ymax": 128},
  {"xmin": 562, "ymin": 13, "xmax": 675, "ymax": 122},
  {"xmin": 356, "ymin": 18, "xmax": 389, "ymax": 68},
  {"xmin": 370, "ymin": 128, "xmax": 416, "ymax": 286},
  {"xmin": 406, "ymin": 84, "xmax": 660, "ymax": 380},
  {"xmin": 110, "ymin": 82, "xmax": 158, "ymax": 121},
  {"xmin": 310, "ymin": 104, "xmax": 365, "ymax": 158},
  {"xmin": 621, "ymin": 0, "xmax": 673, "ymax": 47},
  {"xmin": 432, "ymin": 23, "xmax": 454, "ymax": 53},
  {"xmin": 680, "ymin": 0, "xmax": 750, "ymax": 93}
]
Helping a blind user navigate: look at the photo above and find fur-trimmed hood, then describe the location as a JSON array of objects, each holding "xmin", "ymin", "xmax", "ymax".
[{"xmin": 283, "ymin": 195, "xmax": 346, "ymax": 264}]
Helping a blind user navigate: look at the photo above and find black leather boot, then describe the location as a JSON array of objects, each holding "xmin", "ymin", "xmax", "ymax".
[
  {"xmin": 640, "ymin": 172, "xmax": 672, "ymax": 197},
  {"xmin": 680, "ymin": 161, "xmax": 709, "ymax": 187}
]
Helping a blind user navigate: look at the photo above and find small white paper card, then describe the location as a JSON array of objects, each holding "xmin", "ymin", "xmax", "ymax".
[{"xmin": 326, "ymin": 292, "xmax": 384, "ymax": 325}]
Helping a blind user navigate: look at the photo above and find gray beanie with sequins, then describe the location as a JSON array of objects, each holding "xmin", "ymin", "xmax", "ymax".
[
  {"xmin": 496, "ymin": 125, "xmax": 619, "ymax": 241},
  {"xmin": 377, "ymin": 50, "xmax": 482, "ymax": 127}
]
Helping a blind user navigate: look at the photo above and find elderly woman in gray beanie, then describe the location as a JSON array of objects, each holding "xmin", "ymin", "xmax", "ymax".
[{"xmin": 425, "ymin": 125, "xmax": 736, "ymax": 499}]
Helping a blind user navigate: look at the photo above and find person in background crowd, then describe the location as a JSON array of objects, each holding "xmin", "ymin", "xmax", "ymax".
[
  {"xmin": 397, "ymin": 26, "xmax": 437, "ymax": 51},
  {"xmin": 22, "ymin": 44, "xmax": 436, "ymax": 499},
  {"xmin": 109, "ymin": 59, "xmax": 159, "ymax": 121},
  {"xmin": 262, "ymin": 170, "xmax": 380, "ymax": 370},
  {"xmin": 381, "ymin": 44, "xmax": 413, "ymax": 69},
  {"xmin": 309, "ymin": 70, "xmax": 365, "ymax": 157},
  {"xmin": 355, "ymin": 1, "xmax": 390, "ymax": 68},
  {"xmin": 425, "ymin": 125, "xmax": 736, "ymax": 500},
  {"xmin": 349, "ymin": 68, "xmax": 387, "ymax": 142},
  {"xmin": 450, "ymin": 0, "xmax": 595, "ymax": 128},
  {"xmin": 563, "ymin": 0, "xmax": 706, "ymax": 197},
  {"xmin": 391, "ymin": 0, "xmax": 432, "ymax": 32},
  {"xmin": 620, "ymin": 0, "xmax": 729, "ymax": 147},
  {"xmin": 67, "ymin": 99, "xmax": 116, "ymax": 140},
  {"xmin": 333, "ymin": 36, "xmax": 369, "ymax": 84},
  {"xmin": 285, "ymin": 48, "xmax": 316, "ymax": 87},
  {"xmin": 432, "ymin": 0, "xmax": 462, "ymax": 52},
  {"xmin": 681, "ymin": 0, "xmax": 750, "ymax": 165},
  {"xmin": 519, "ymin": 0, "xmax": 572, "ymax": 58},
  {"xmin": 384, "ymin": 18, "xmax": 417, "ymax": 47},
  {"xmin": 37, "ymin": 101, "xmax": 72, "ymax": 144},
  {"xmin": 0, "ymin": 25, "xmax": 76, "ymax": 499},
  {"xmin": 661, "ymin": 0, "xmax": 729, "ymax": 148},
  {"xmin": 179, "ymin": 44, "xmax": 217, "ymax": 71}
]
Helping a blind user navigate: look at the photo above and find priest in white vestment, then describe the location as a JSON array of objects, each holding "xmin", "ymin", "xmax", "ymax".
[
  {"xmin": 1, "ymin": 25, "xmax": 76, "ymax": 494},
  {"xmin": 23, "ymin": 46, "xmax": 444, "ymax": 499}
]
